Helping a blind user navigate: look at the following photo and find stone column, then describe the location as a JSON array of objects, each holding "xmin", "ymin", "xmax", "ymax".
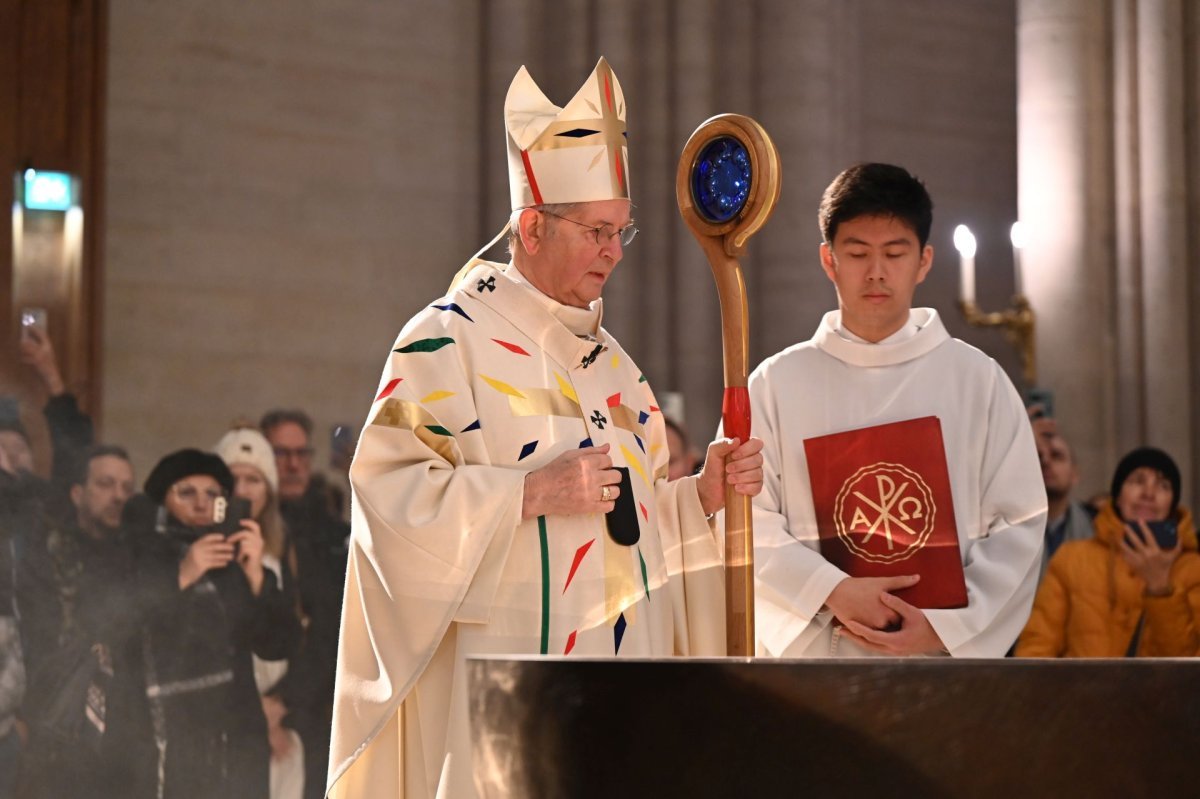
[
  {"xmin": 1135, "ymin": 0, "xmax": 1192, "ymax": 491},
  {"xmin": 1017, "ymin": 0, "xmax": 1119, "ymax": 492}
]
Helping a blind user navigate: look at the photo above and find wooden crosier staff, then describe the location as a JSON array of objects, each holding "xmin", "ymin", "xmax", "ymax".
[{"xmin": 676, "ymin": 114, "xmax": 781, "ymax": 656}]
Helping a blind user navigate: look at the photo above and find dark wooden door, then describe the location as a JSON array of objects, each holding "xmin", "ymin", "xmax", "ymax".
[{"xmin": 0, "ymin": 0, "xmax": 107, "ymax": 474}]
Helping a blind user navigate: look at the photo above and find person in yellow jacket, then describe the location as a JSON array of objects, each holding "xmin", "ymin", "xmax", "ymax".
[{"xmin": 1017, "ymin": 447, "xmax": 1200, "ymax": 657}]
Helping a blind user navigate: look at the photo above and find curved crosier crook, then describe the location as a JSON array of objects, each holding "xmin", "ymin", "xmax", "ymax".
[{"xmin": 676, "ymin": 114, "xmax": 781, "ymax": 656}]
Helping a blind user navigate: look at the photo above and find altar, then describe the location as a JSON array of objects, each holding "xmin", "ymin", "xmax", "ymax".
[{"xmin": 468, "ymin": 657, "xmax": 1197, "ymax": 798}]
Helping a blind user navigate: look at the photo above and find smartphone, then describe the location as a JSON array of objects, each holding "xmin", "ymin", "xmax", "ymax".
[
  {"xmin": 331, "ymin": 424, "xmax": 355, "ymax": 449},
  {"xmin": 210, "ymin": 495, "xmax": 252, "ymax": 537},
  {"xmin": 1025, "ymin": 387, "xmax": 1054, "ymax": 420},
  {"xmin": 20, "ymin": 307, "xmax": 47, "ymax": 338},
  {"xmin": 1125, "ymin": 519, "xmax": 1178, "ymax": 550}
]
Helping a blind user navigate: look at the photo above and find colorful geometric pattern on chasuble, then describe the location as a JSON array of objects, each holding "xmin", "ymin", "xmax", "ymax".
[
  {"xmin": 492, "ymin": 339, "xmax": 531, "ymax": 356},
  {"xmin": 599, "ymin": 392, "xmax": 648, "ymax": 453},
  {"xmin": 603, "ymin": 520, "xmax": 640, "ymax": 628},
  {"xmin": 489, "ymin": 340, "xmax": 653, "ymax": 657},
  {"xmin": 479, "ymin": 374, "xmax": 523, "ymax": 398},
  {"xmin": 564, "ymin": 539, "xmax": 595, "ymax": 594},
  {"xmin": 538, "ymin": 530, "xmax": 644, "ymax": 657},
  {"xmin": 375, "ymin": 378, "xmax": 403, "ymax": 401},
  {"xmin": 479, "ymin": 373, "xmax": 584, "ymax": 422},
  {"xmin": 394, "ymin": 337, "xmax": 455, "ymax": 354},
  {"xmin": 619, "ymin": 444, "xmax": 650, "ymax": 488},
  {"xmin": 431, "ymin": 302, "xmax": 473, "ymax": 322},
  {"xmin": 538, "ymin": 516, "xmax": 550, "ymax": 655},
  {"xmin": 369, "ymin": 398, "xmax": 457, "ymax": 465},
  {"xmin": 512, "ymin": 389, "xmax": 582, "ymax": 420},
  {"xmin": 554, "ymin": 373, "xmax": 580, "ymax": 405}
]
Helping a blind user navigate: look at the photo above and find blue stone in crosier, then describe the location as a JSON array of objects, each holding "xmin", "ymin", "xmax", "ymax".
[{"xmin": 691, "ymin": 137, "xmax": 752, "ymax": 223}]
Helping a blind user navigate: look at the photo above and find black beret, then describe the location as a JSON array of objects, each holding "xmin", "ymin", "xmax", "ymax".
[{"xmin": 144, "ymin": 448, "xmax": 234, "ymax": 504}]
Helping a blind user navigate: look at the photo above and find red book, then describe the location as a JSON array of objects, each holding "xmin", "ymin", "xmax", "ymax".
[{"xmin": 803, "ymin": 416, "xmax": 967, "ymax": 609}]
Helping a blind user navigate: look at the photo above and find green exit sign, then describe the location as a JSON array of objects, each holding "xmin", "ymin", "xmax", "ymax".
[{"xmin": 22, "ymin": 169, "xmax": 75, "ymax": 211}]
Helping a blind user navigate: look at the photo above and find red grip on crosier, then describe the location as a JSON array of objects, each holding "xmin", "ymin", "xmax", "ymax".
[{"xmin": 721, "ymin": 386, "xmax": 752, "ymax": 444}]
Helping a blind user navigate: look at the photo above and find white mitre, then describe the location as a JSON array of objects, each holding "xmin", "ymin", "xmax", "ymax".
[
  {"xmin": 504, "ymin": 56, "xmax": 630, "ymax": 208},
  {"xmin": 450, "ymin": 57, "xmax": 630, "ymax": 290}
]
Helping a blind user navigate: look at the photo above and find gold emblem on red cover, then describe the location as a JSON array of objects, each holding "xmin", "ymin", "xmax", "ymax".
[{"xmin": 832, "ymin": 462, "xmax": 936, "ymax": 564}]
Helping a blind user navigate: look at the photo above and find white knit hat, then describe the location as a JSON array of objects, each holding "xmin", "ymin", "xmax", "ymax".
[
  {"xmin": 213, "ymin": 427, "xmax": 279, "ymax": 492},
  {"xmin": 504, "ymin": 56, "xmax": 629, "ymax": 209}
]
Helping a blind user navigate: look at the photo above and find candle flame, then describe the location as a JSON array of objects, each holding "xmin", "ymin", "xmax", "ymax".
[
  {"xmin": 953, "ymin": 224, "xmax": 976, "ymax": 258},
  {"xmin": 1010, "ymin": 221, "xmax": 1026, "ymax": 249}
]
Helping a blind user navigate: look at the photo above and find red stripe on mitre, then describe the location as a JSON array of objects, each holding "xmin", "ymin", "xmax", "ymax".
[
  {"xmin": 563, "ymin": 630, "xmax": 578, "ymax": 655},
  {"xmin": 493, "ymin": 339, "xmax": 531, "ymax": 356},
  {"xmin": 376, "ymin": 378, "xmax": 403, "ymax": 401},
  {"xmin": 606, "ymin": 392, "xmax": 621, "ymax": 408},
  {"xmin": 639, "ymin": 502, "xmax": 648, "ymax": 521},
  {"xmin": 520, "ymin": 149, "xmax": 543, "ymax": 205},
  {"xmin": 615, "ymin": 149, "xmax": 625, "ymax": 189},
  {"xmin": 604, "ymin": 71, "xmax": 613, "ymax": 111}
]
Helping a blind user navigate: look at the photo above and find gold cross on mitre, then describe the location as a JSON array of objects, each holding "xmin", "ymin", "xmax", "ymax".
[{"xmin": 504, "ymin": 57, "xmax": 630, "ymax": 208}]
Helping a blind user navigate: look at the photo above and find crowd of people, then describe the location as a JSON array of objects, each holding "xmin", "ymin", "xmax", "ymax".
[
  {"xmin": 0, "ymin": 323, "xmax": 726, "ymax": 799},
  {"xmin": 3, "ymin": 246, "xmax": 1198, "ymax": 799},
  {"xmin": 3, "ymin": 55, "xmax": 1199, "ymax": 799},
  {"xmin": 1016, "ymin": 413, "xmax": 1200, "ymax": 657},
  {"xmin": 0, "ymin": 327, "xmax": 348, "ymax": 798}
]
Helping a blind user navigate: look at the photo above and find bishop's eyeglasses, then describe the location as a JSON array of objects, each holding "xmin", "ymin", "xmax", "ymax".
[{"xmin": 540, "ymin": 210, "xmax": 638, "ymax": 247}]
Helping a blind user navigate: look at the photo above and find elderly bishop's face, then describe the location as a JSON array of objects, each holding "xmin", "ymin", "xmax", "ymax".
[{"xmin": 522, "ymin": 198, "xmax": 631, "ymax": 308}]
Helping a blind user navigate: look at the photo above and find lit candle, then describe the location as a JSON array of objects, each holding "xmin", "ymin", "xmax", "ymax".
[
  {"xmin": 953, "ymin": 224, "xmax": 977, "ymax": 305},
  {"xmin": 1010, "ymin": 221, "xmax": 1026, "ymax": 297}
]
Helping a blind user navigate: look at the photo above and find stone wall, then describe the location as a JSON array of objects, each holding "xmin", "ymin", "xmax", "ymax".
[{"xmin": 104, "ymin": 0, "xmax": 1023, "ymax": 482}]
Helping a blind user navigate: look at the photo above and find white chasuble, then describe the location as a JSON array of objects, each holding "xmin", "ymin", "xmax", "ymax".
[
  {"xmin": 327, "ymin": 262, "xmax": 724, "ymax": 798},
  {"xmin": 748, "ymin": 308, "xmax": 1046, "ymax": 659}
]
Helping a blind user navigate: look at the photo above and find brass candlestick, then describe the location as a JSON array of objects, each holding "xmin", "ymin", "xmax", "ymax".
[{"xmin": 959, "ymin": 294, "xmax": 1036, "ymax": 385}]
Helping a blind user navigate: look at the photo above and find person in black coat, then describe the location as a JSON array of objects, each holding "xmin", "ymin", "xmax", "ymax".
[
  {"xmin": 14, "ymin": 445, "xmax": 148, "ymax": 799},
  {"xmin": 129, "ymin": 449, "xmax": 302, "ymax": 798}
]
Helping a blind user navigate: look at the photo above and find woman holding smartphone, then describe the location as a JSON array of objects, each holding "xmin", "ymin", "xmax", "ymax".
[
  {"xmin": 215, "ymin": 427, "xmax": 306, "ymax": 799},
  {"xmin": 1017, "ymin": 447, "xmax": 1200, "ymax": 657},
  {"xmin": 128, "ymin": 448, "xmax": 302, "ymax": 798}
]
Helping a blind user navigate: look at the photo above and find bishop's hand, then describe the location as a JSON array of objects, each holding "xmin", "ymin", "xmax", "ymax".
[
  {"xmin": 522, "ymin": 444, "xmax": 621, "ymax": 520},
  {"xmin": 695, "ymin": 436, "xmax": 765, "ymax": 516}
]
